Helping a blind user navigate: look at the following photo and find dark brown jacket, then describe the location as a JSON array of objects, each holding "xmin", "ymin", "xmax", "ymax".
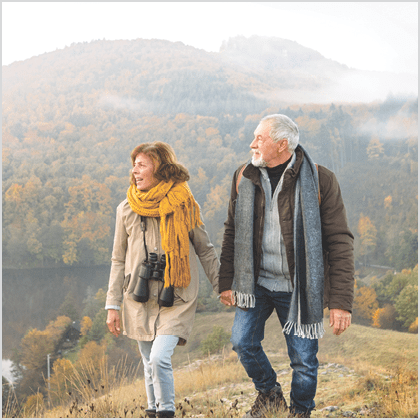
[{"xmin": 219, "ymin": 146, "xmax": 354, "ymax": 312}]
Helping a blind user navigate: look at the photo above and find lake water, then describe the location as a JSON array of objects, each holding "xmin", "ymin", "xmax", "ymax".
[{"xmin": 2, "ymin": 265, "xmax": 110, "ymax": 361}]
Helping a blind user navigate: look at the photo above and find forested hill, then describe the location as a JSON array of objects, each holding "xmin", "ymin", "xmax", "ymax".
[{"xmin": 2, "ymin": 36, "xmax": 418, "ymax": 270}]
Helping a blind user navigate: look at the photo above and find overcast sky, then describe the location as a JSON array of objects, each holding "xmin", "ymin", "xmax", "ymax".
[{"xmin": 2, "ymin": 2, "xmax": 418, "ymax": 75}]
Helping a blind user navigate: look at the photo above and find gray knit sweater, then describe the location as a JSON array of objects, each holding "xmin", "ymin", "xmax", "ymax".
[{"xmin": 257, "ymin": 155, "xmax": 296, "ymax": 292}]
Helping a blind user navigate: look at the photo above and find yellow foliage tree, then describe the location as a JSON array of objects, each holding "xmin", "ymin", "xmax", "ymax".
[
  {"xmin": 48, "ymin": 358, "xmax": 74, "ymax": 404},
  {"xmin": 81, "ymin": 316, "xmax": 93, "ymax": 336},
  {"xmin": 20, "ymin": 329, "xmax": 54, "ymax": 371},
  {"xmin": 357, "ymin": 214, "xmax": 377, "ymax": 261},
  {"xmin": 367, "ymin": 136, "xmax": 384, "ymax": 160},
  {"xmin": 372, "ymin": 307, "xmax": 385, "ymax": 328},
  {"xmin": 203, "ymin": 184, "xmax": 230, "ymax": 221},
  {"xmin": 20, "ymin": 316, "xmax": 72, "ymax": 374},
  {"xmin": 205, "ymin": 127, "xmax": 220, "ymax": 138},
  {"xmin": 353, "ymin": 283, "xmax": 379, "ymax": 323},
  {"xmin": 75, "ymin": 341, "xmax": 107, "ymax": 387},
  {"xmin": 23, "ymin": 392, "xmax": 44, "ymax": 416},
  {"xmin": 384, "ymin": 195, "xmax": 392, "ymax": 209},
  {"xmin": 4, "ymin": 184, "xmax": 25, "ymax": 228},
  {"xmin": 45, "ymin": 315, "xmax": 72, "ymax": 342},
  {"xmin": 408, "ymin": 317, "xmax": 418, "ymax": 334},
  {"xmin": 5, "ymin": 183, "xmax": 23, "ymax": 205},
  {"xmin": 61, "ymin": 175, "xmax": 112, "ymax": 265}
]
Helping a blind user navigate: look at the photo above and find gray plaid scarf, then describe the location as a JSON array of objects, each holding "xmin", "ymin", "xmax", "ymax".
[{"xmin": 232, "ymin": 145, "xmax": 325, "ymax": 339}]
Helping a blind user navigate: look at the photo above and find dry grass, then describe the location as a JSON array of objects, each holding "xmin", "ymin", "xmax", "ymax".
[{"xmin": 5, "ymin": 316, "xmax": 418, "ymax": 418}]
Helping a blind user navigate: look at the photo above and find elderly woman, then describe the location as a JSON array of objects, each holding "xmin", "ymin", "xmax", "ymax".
[{"xmin": 105, "ymin": 142, "xmax": 219, "ymax": 418}]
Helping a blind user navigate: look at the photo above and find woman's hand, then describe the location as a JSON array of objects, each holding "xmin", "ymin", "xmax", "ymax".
[
  {"xmin": 219, "ymin": 290, "xmax": 234, "ymax": 306},
  {"xmin": 106, "ymin": 309, "xmax": 121, "ymax": 337}
]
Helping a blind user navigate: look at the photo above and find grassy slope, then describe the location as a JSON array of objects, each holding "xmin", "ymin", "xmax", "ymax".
[
  {"xmin": 174, "ymin": 311, "xmax": 417, "ymax": 373},
  {"xmin": 171, "ymin": 312, "xmax": 418, "ymax": 418},
  {"xmin": 41, "ymin": 311, "xmax": 417, "ymax": 418}
]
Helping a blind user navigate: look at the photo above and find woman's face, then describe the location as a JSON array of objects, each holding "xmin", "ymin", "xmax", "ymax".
[{"xmin": 132, "ymin": 153, "xmax": 159, "ymax": 191}]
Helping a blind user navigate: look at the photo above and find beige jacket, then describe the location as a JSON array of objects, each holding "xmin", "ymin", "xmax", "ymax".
[{"xmin": 106, "ymin": 199, "xmax": 220, "ymax": 345}]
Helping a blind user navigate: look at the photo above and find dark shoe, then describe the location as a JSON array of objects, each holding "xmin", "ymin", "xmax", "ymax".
[
  {"xmin": 156, "ymin": 410, "xmax": 175, "ymax": 418},
  {"xmin": 145, "ymin": 409, "xmax": 156, "ymax": 418},
  {"xmin": 288, "ymin": 408, "xmax": 311, "ymax": 418},
  {"xmin": 243, "ymin": 383, "xmax": 288, "ymax": 418}
]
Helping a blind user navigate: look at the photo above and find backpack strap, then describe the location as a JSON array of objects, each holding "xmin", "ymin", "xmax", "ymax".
[
  {"xmin": 236, "ymin": 163, "xmax": 321, "ymax": 206},
  {"xmin": 236, "ymin": 164, "xmax": 247, "ymax": 194}
]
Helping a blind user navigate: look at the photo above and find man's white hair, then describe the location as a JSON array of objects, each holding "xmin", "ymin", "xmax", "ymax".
[{"xmin": 260, "ymin": 114, "xmax": 299, "ymax": 154}]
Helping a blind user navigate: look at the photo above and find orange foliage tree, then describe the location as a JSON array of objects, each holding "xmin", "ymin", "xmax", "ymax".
[
  {"xmin": 353, "ymin": 282, "xmax": 379, "ymax": 325},
  {"xmin": 372, "ymin": 304, "xmax": 397, "ymax": 330}
]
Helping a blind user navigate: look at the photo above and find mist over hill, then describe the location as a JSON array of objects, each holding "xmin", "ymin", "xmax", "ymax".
[
  {"xmin": 220, "ymin": 35, "xmax": 417, "ymax": 103},
  {"xmin": 3, "ymin": 35, "xmax": 417, "ymax": 109}
]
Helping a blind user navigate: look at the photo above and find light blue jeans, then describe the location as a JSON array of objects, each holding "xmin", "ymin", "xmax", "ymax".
[{"xmin": 138, "ymin": 335, "xmax": 179, "ymax": 413}]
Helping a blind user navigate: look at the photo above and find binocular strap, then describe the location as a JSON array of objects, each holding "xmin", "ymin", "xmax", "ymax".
[{"xmin": 140, "ymin": 216, "xmax": 148, "ymax": 261}]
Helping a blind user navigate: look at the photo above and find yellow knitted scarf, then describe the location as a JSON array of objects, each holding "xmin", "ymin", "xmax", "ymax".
[{"xmin": 127, "ymin": 181, "xmax": 203, "ymax": 288}]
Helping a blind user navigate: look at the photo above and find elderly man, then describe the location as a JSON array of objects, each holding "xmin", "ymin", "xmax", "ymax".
[{"xmin": 219, "ymin": 114, "xmax": 354, "ymax": 418}]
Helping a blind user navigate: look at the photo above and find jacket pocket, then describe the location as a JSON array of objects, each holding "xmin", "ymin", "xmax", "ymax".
[
  {"xmin": 174, "ymin": 277, "xmax": 198, "ymax": 303},
  {"xmin": 174, "ymin": 286, "xmax": 190, "ymax": 302},
  {"xmin": 125, "ymin": 274, "xmax": 140, "ymax": 300}
]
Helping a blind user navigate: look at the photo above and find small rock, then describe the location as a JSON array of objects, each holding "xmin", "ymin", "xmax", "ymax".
[{"xmin": 321, "ymin": 406, "xmax": 339, "ymax": 412}]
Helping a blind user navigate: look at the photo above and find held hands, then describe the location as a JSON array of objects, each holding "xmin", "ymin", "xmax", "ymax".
[
  {"xmin": 329, "ymin": 308, "xmax": 351, "ymax": 335},
  {"xmin": 106, "ymin": 309, "xmax": 121, "ymax": 337},
  {"xmin": 219, "ymin": 290, "xmax": 234, "ymax": 306},
  {"xmin": 220, "ymin": 291, "xmax": 352, "ymax": 336}
]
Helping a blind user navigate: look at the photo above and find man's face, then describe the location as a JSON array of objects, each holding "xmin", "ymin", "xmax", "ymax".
[{"xmin": 250, "ymin": 122, "xmax": 281, "ymax": 167}]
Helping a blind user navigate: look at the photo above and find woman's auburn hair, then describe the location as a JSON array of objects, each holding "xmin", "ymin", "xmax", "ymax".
[{"xmin": 130, "ymin": 141, "xmax": 190, "ymax": 185}]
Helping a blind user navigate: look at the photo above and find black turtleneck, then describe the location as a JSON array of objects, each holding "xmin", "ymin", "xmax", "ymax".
[{"xmin": 266, "ymin": 156, "xmax": 292, "ymax": 196}]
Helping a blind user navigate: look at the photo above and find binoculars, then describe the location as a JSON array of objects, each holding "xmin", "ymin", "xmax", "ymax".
[{"xmin": 133, "ymin": 253, "xmax": 174, "ymax": 307}]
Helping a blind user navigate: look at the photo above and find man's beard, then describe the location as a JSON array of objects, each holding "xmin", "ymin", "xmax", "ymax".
[{"xmin": 251, "ymin": 153, "xmax": 267, "ymax": 167}]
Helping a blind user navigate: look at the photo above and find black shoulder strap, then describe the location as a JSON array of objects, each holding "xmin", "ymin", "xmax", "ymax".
[{"xmin": 140, "ymin": 216, "xmax": 148, "ymax": 261}]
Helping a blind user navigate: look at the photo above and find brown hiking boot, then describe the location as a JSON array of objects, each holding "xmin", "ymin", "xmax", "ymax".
[{"xmin": 243, "ymin": 384, "xmax": 288, "ymax": 418}]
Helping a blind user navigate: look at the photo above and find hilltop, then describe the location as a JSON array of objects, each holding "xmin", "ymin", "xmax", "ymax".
[{"xmin": 3, "ymin": 36, "xmax": 417, "ymax": 106}]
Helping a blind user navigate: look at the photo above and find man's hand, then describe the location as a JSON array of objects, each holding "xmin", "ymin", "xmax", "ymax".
[
  {"xmin": 329, "ymin": 308, "xmax": 351, "ymax": 335},
  {"xmin": 219, "ymin": 290, "xmax": 234, "ymax": 306},
  {"xmin": 106, "ymin": 309, "xmax": 121, "ymax": 337}
]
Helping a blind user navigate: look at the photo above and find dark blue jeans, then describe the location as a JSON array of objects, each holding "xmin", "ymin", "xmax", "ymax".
[{"xmin": 230, "ymin": 284, "xmax": 318, "ymax": 414}]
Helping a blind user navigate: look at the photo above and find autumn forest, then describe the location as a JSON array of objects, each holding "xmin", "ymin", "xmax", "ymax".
[
  {"xmin": 2, "ymin": 36, "xmax": 418, "ymax": 412},
  {"xmin": 3, "ymin": 35, "xmax": 418, "ymax": 312}
]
